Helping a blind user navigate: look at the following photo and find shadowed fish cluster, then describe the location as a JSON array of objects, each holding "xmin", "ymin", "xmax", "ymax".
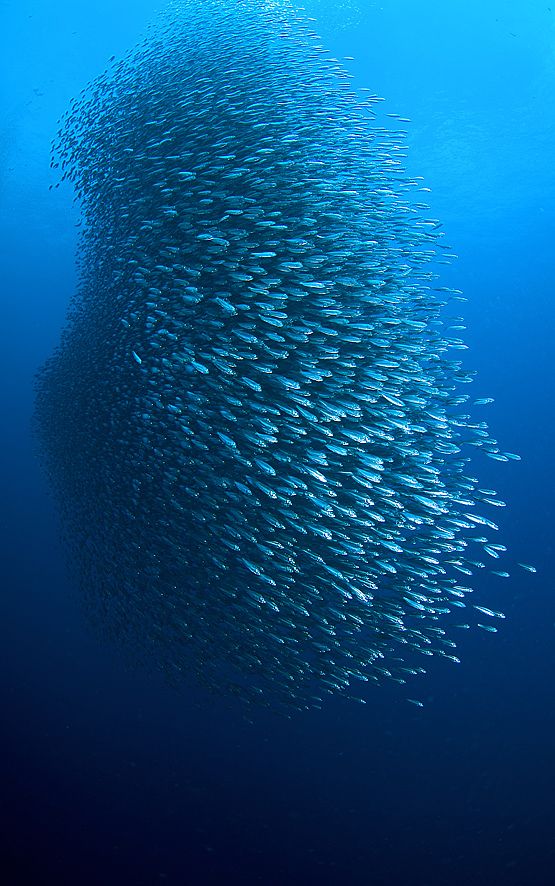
[{"xmin": 36, "ymin": 0, "xmax": 514, "ymax": 710}]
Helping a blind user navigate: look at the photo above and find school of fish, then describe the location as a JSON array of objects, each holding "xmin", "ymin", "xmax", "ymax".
[{"xmin": 35, "ymin": 0, "xmax": 516, "ymax": 710}]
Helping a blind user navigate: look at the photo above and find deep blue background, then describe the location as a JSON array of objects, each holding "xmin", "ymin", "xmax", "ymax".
[{"xmin": 1, "ymin": 1, "xmax": 554, "ymax": 884}]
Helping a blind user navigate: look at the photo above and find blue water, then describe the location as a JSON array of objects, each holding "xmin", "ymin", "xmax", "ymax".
[{"xmin": 1, "ymin": 1, "xmax": 554, "ymax": 883}]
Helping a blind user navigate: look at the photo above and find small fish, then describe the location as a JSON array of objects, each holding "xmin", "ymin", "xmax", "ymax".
[
  {"xmin": 518, "ymin": 562, "xmax": 537, "ymax": 573},
  {"xmin": 34, "ymin": 0, "xmax": 515, "ymax": 712}
]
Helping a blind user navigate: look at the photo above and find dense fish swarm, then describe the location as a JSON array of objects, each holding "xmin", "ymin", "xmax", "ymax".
[{"xmin": 36, "ymin": 0, "xmax": 513, "ymax": 710}]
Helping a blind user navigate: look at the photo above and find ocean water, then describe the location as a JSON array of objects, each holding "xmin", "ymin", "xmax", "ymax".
[{"xmin": 1, "ymin": 1, "xmax": 554, "ymax": 884}]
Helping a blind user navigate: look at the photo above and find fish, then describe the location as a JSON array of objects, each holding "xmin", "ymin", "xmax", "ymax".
[
  {"xmin": 35, "ymin": 0, "xmax": 517, "ymax": 711},
  {"xmin": 518, "ymin": 562, "xmax": 537, "ymax": 573}
]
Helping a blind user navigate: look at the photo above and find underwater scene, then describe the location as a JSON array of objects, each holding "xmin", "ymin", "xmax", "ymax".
[{"xmin": 1, "ymin": 1, "xmax": 554, "ymax": 884}]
